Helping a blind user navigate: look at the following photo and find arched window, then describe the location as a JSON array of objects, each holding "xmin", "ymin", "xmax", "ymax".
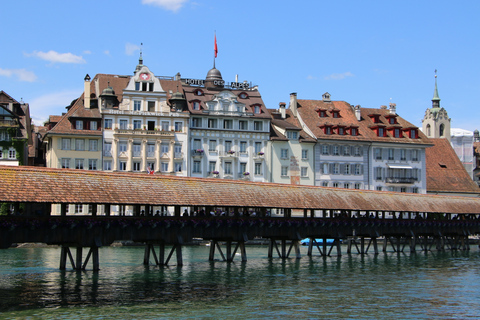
[
  {"xmin": 426, "ymin": 124, "xmax": 431, "ymax": 136},
  {"xmin": 439, "ymin": 124, "xmax": 445, "ymax": 137}
]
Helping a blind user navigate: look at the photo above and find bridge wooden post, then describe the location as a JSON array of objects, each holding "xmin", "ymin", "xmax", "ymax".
[
  {"xmin": 382, "ymin": 237, "xmax": 388, "ymax": 252},
  {"xmin": 410, "ymin": 237, "xmax": 417, "ymax": 252},
  {"xmin": 372, "ymin": 237, "xmax": 379, "ymax": 254},
  {"xmin": 159, "ymin": 242, "xmax": 165, "ymax": 265},
  {"xmin": 75, "ymin": 247, "xmax": 83, "ymax": 270}
]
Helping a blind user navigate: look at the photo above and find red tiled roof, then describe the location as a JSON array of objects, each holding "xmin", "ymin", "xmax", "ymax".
[
  {"xmin": 295, "ymin": 99, "xmax": 431, "ymax": 145},
  {"xmin": 426, "ymin": 138, "xmax": 480, "ymax": 195},
  {"xmin": 1, "ymin": 165, "xmax": 480, "ymax": 213}
]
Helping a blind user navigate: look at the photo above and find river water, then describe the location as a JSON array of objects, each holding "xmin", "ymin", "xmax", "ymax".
[{"xmin": 0, "ymin": 244, "xmax": 479, "ymax": 319}]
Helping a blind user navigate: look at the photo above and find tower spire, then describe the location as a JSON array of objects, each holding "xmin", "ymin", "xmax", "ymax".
[
  {"xmin": 139, "ymin": 42, "xmax": 143, "ymax": 65},
  {"xmin": 432, "ymin": 69, "xmax": 440, "ymax": 108}
]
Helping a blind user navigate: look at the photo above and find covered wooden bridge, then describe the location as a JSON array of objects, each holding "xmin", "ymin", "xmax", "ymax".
[{"xmin": 1, "ymin": 165, "xmax": 479, "ymax": 270}]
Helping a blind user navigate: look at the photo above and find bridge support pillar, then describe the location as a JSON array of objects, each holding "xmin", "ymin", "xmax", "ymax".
[
  {"xmin": 208, "ymin": 240, "xmax": 247, "ymax": 262},
  {"xmin": 59, "ymin": 245, "xmax": 99, "ymax": 271}
]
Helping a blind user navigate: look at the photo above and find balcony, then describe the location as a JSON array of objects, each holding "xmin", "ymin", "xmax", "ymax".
[
  {"xmin": 115, "ymin": 129, "xmax": 174, "ymax": 138},
  {"xmin": 192, "ymin": 150, "xmax": 204, "ymax": 158},
  {"xmin": 219, "ymin": 151, "xmax": 237, "ymax": 158},
  {"xmin": 174, "ymin": 152, "xmax": 184, "ymax": 159},
  {"xmin": 386, "ymin": 177, "xmax": 416, "ymax": 184}
]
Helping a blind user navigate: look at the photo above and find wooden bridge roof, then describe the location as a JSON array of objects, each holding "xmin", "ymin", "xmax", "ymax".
[{"xmin": 1, "ymin": 165, "xmax": 479, "ymax": 214}]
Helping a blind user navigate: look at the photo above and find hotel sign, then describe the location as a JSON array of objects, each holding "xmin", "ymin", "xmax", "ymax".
[{"xmin": 183, "ymin": 78, "xmax": 250, "ymax": 90}]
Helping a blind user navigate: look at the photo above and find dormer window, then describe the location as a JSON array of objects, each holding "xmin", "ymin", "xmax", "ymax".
[
  {"xmin": 378, "ymin": 127, "xmax": 385, "ymax": 137},
  {"xmin": 317, "ymin": 109, "xmax": 328, "ymax": 117},
  {"xmin": 386, "ymin": 116, "xmax": 397, "ymax": 125},
  {"xmin": 404, "ymin": 128, "xmax": 418, "ymax": 139},
  {"xmin": 287, "ymin": 131, "xmax": 298, "ymax": 140},
  {"xmin": 252, "ymin": 104, "xmax": 261, "ymax": 114},
  {"xmin": 350, "ymin": 127, "xmax": 359, "ymax": 136},
  {"xmin": 369, "ymin": 114, "xmax": 382, "ymax": 123},
  {"xmin": 393, "ymin": 128, "xmax": 401, "ymax": 138},
  {"xmin": 239, "ymin": 92, "xmax": 248, "ymax": 99},
  {"xmin": 194, "ymin": 89, "xmax": 204, "ymax": 96},
  {"xmin": 331, "ymin": 110, "xmax": 341, "ymax": 118},
  {"xmin": 320, "ymin": 125, "xmax": 333, "ymax": 135},
  {"xmin": 335, "ymin": 126, "xmax": 345, "ymax": 135},
  {"xmin": 75, "ymin": 120, "xmax": 83, "ymax": 130},
  {"xmin": 192, "ymin": 100, "xmax": 201, "ymax": 110}
]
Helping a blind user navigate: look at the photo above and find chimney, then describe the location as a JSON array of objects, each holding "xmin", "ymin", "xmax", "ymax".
[
  {"xmin": 389, "ymin": 102, "xmax": 396, "ymax": 114},
  {"xmin": 84, "ymin": 74, "xmax": 91, "ymax": 109},
  {"xmin": 354, "ymin": 105, "xmax": 361, "ymax": 121},
  {"xmin": 175, "ymin": 72, "xmax": 181, "ymax": 81},
  {"xmin": 279, "ymin": 102, "xmax": 286, "ymax": 119},
  {"xmin": 289, "ymin": 92, "xmax": 298, "ymax": 117}
]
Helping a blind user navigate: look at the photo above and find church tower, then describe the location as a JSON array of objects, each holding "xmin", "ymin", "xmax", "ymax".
[{"xmin": 422, "ymin": 71, "xmax": 451, "ymax": 142}]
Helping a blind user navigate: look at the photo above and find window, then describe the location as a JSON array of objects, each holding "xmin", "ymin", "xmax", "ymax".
[
  {"xmin": 325, "ymin": 126, "xmax": 332, "ymax": 135},
  {"xmin": 333, "ymin": 163, "xmax": 339, "ymax": 174},
  {"xmin": 301, "ymin": 167, "xmax": 308, "ymax": 177},
  {"xmin": 240, "ymin": 162, "xmax": 247, "ymax": 175},
  {"xmin": 174, "ymin": 122, "xmax": 183, "ymax": 132},
  {"xmin": 209, "ymin": 161, "xmax": 216, "ymax": 174},
  {"xmin": 344, "ymin": 183, "xmax": 350, "ymax": 189},
  {"xmin": 338, "ymin": 127, "xmax": 344, "ymax": 135},
  {"xmin": 75, "ymin": 204, "xmax": 83, "ymax": 214},
  {"xmin": 194, "ymin": 89, "xmax": 203, "ymax": 96},
  {"xmin": 253, "ymin": 121, "xmax": 263, "ymax": 131},
  {"xmin": 89, "ymin": 140, "xmax": 98, "ymax": 152},
  {"xmin": 254, "ymin": 105, "xmax": 261, "ymax": 114},
  {"xmin": 62, "ymin": 138, "xmax": 71, "ymax": 150},
  {"xmin": 120, "ymin": 120, "xmax": 128, "ymax": 130},
  {"xmin": 161, "ymin": 121, "xmax": 169, "ymax": 131},
  {"xmin": 343, "ymin": 146, "xmax": 350, "ymax": 156},
  {"xmin": 148, "ymin": 101, "xmax": 155, "ymax": 112},
  {"xmin": 7, "ymin": 148, "xmax": 15, "ymax": 159},
  {"xmin": 344, "ymin": 164, "xmax": 351, "ymax": 175},
  {"xmin": 354, "ymin": 183, "xmax": 361, "ymax": 189},
  {"xmin": 225, "ymin": 141, "xmax": 232, "ymax": 153},
  {"xmin": 281, "ymin": 149, "xmax": 289, "ymax": 159},
  {"xmin": 161, "ymin": 144, "xmax": 169, "ymax": 155},
  {"xmin": 388, "ymin": 148, "xmax": 394, "ymax": 160},
  {"xmin": 351, "ymin": 127, "xmax": 358, "ymax": 136},
  {"xmin": 355, "ymin": 164, "xmax": 362, "ymax": 175},
  {"xmin": 105, "ymin": 119, "xmax": 113, "ymax": 129},
  {"xmin": 394, "ymin": 128, "xmax": 401, "ymax": 138},
  {"xmin": 161, "ymin": 162, "xmax": 169, "ymax": 172},
  {"xmin": 208, "ymin": 140, "xmax": 217, "ymax": 152},
  {"xmin": 103, "ymin": 160, "xmax": 112, "ymax": 171},
  {"xmin": 378, "ymin": 127, "xmax": 385, "ymax": 137},
  {"xmin": 322, "ymin": 163, "xmax": 329, "ymax": 174},
  {"xmin": 375, "ymin": 167, "xmax": 382, "ymax": 180},
  {"xmin": 208, "ymin": 118, "xmax": 217, "ymax": 129},
  {"xmin": 400, "ymin": 149, "xmax": 406, "ymax": 161},
  {"xmin": 240, "ymin": 141, "xmax": 247, "ymax": 153},
  {"xmin": 281, "ymin": 166, "xmax": 288, "ymax": 176},
  {"xmin": 134, "ymin": 101, "xmax": 142, "ymax": 111},
  {"xmin": 400, "ymin": 187, "xmax": 407, "ymax": 193},
  {"xmin": 61, "ymin": 158, "xmax": 70, "ymax": 169},
  {"xmin": 388, "ymin": 117, "xmax": 396, "ymax": 124},
  {"xmin": 75, "ymin": 139, "xmax": 85, "ymax": 151},
  {"xmin": 135, "ymin": 82, "xmax": 140, "ymax": 91},
  {"xmin": 255, "ymin": 142, "xmax": 262, "ymax": 154},
  {"xmin": 119, "ymin": 161, "xmax": 127, "ymax": 171},
  {"xmin": 239, "ymin": 120, "xmax": 248, "ymax": 130},
  {"xmin": 90, "ymin": 121, "xmax": 98, "ymax": 131},
  {"xmin": 412, "ymin": 187, "xmax": 419, "ymax": 194},
  {"xmin": 302, "ymin": 149, "xmax": 308, "ymax": 160},
  {"xmin": 193, "ymin": 161, "xmax": 201, "ymax": 173},
  {"xmin": 412, "ymin": 150, "xmax": 419, "ymax": 161},
  {"xmin": 0, "ymin": 147, "xmax": 2, "ymax": 158},
  {"xmin": 147, "ymin": 143, "xmax": 155, "ymax": 157},
  {"xmin": 133, "ymin": 120, "xmax": 142, "ymax": 130},
  {"xmin": 332, "ymin": 146, "xmax": 339, "ymax": 155},
  {"xmin": 192, "ymin": 118, "xmax": 202, "ymax": 128},
  {"xmin": 119, "ymin": 142, "xmax": 127, "ymax": 154},
  {"xmin": 332, "ymin": 110, "xmax": 340, "ymax": 118},
  {"xmin": 76, "ymin": 120, "xmax": 83, "ymax": 130},
  {"xmin": 440, "ymin": 124, "xmax": 445, "ymax": 137},
  {"xmin": 322, "ymin": 145, "xmax": 329, "ymax": 155},
  {"xmin": 147, "ymin": 162, "xmax": 155, "ymax": 172},
  {"xmin": 133, "ymin": 162, "xmax": 141, "ymax": 172},
  {"xmin": 410, "ymin": 129, "xmax": 417, "ymax": 139},
  {"xmin": 375, "ymin": 148, "xmax": 382, "ymax": 160},
  {"xmin": 0, "ymin": 131, "xmax": 10, "ymax": 141},
  {"xmin": 193, "ymin": 139, "xmax": 202, "ymax": 150},
  {"xmin": 333, "ymin": 182, "xmax": 340, "ymax": 188},
  {"xmin": 88, "ymin": 159, "xmax": 97, "ymax": 170},
  {"xmin": 175, "ymin": 162, "xmax": 182, "ymax": 172},
  {"xmin": 174, "ymin": 145, "xmax": 182, "ymax": 157},
  {"xmin": 376, "ymin": 186, "xmax": 383, "ymax": 191},
  {"xmin": 133, "ymin": 143, "xmax": 141, "ymax": 157},
  {"xmin": 224, "ymin": 162, "xmax": 232, "ymax": 175},
  {"xmin": 75, "ymin": 159, "xmax": 84, "ymax": 170},
  {"xmin": 322, "ymin": 181, "xmax": 329, "ymax": 187},
  {"xmin": 354, "ymin": 146, "xmax": 361, "ymax": 156},
  {"xmin": 255, "ymin": 163, "xmax": 262, "ymax": 175},
  {"xmin": 224, "ymin": 119, "xmax": 233, "ymax": 129},
  {"xmin": 287, "ymin": 131, "xmax": 298, "ymax": 139},
  {"xmin": 192, "ymin": 101, "xmax": 200, "ymax": 110}
]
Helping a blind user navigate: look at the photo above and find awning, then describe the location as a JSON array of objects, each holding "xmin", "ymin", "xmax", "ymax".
[{"xmin": 387, "ymin": 164, "xmax": 413, "ymax": 169}]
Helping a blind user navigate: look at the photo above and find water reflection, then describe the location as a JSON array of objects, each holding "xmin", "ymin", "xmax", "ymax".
[{"xmin": 0, "ymin": 245, "xmax": 479, "ymax": 319}]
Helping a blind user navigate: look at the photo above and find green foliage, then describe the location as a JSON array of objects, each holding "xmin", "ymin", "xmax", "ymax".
[
  {"xmin": 0, "ymin": 127, "xmax": 27, "ymax": 165},
  {"xmin": 0, "ymin": 203, "xmax": 10, "ymax": 215}
]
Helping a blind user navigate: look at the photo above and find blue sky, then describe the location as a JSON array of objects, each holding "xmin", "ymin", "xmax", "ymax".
[{"xmin": 1, "ymin": 0, "xmax": 480, "ymax": 132}]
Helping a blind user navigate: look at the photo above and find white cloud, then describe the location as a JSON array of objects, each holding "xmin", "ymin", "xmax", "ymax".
[
  {"xmin": 324, "ymin": 72, "xmax": 354, "ymax": 80},
  {"xmin": 104, "ymin": 50, "xmax": 111, "ymax": 56},
  {"xmin": 0, "ymin": 68, "xmax": 37, "ymax": 82},
  {"xmin": 83, "ymin": 50, "xmax": 92, "ymax": 55},
  {"xmin": 30, "ymin": 90, "xmax": 81, "ymax": 125},
  {"xmin": 306, "ymin": 75, "xmax": 317, "ymax": 80},
  {"xmin": 125, "ymin": 43, "xmax": 141, "ymax": 56},
  {"xmin": 26, "ymin": 50, "xmax": 86, "ymax": 64},
  {"xmin": 141, "ymin": 0, "xmax": 188, "ymax": 12}
]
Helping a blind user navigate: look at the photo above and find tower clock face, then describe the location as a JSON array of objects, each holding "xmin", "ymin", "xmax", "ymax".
[{"xmin": 140, "ymin": 73, "xmax": 150, "ymax": 81}]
